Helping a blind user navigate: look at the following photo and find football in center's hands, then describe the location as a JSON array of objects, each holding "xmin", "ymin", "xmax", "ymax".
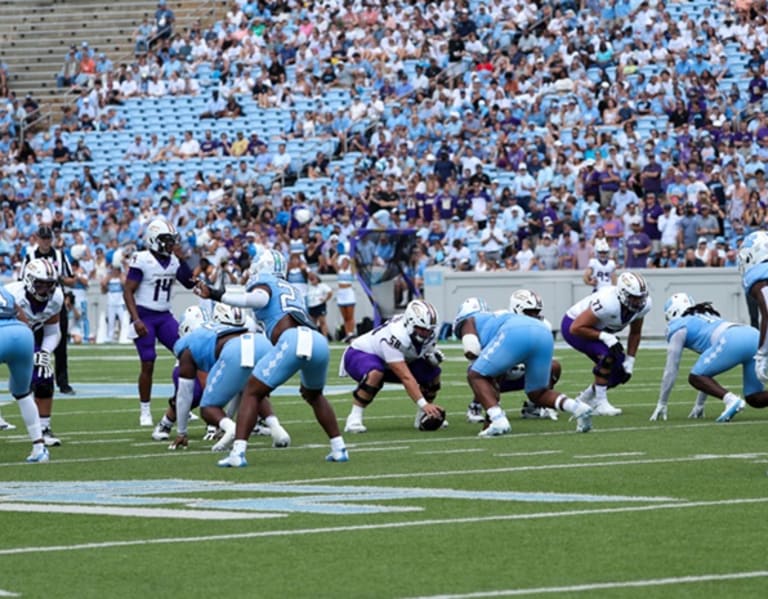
[{"xmin": 418, "ymin": 407, "xmax": 446, "ymax": 431}]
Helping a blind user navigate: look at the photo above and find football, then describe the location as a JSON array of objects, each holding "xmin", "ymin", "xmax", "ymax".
[
  {"xmin": 418, "ymin": 407, "xmax": 446, "ymax": 431},
  {"xmin": 293, "ymin": 207, "xmax": 312, "ymax": 225}
]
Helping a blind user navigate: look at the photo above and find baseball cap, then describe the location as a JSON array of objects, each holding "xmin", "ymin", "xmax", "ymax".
[
  {"xmin": 698, "ymin": 236, "xmax": 708, "ymax": 245},
  {"xmin": 37, "ymin": 225, "xmax": 54, "ymax": 238}
]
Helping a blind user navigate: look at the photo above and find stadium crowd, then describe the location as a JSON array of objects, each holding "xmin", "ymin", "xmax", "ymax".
[{"xmin": 2, "ymin": 0, "xmax": 768, "ymax": 343}]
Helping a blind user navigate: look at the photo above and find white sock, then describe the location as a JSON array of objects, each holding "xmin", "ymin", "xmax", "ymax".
[
  {"xmin": 140, "ymin": 402, "xmax": 151, "ymax": 415},
  {"xmin": 219, "ymin": 417, "xmax": 235, "ymax": 434},
  {"xmin": 232, "ymin": 439, "xmax": 247, "ymax": 454},
  {"xmin": 581, "ymin": 385, "xmax": 595, "ymax": 401},
  {"xmin": 723, "ymin": 392, "xmax": 738, "ymax": 404},
  {"xmin": 40, "ymin": 416, "xmax": 51, "ymax": 429},
  {"xmin": 349, "ymin": 404, "xmax": 365, "ymax": 420},
  {"xmin": 330, "ymin": 436, "xmax": 345, "ymax": 452},
  {"xmin": 160, "ymin": 415, "xmax": 174, "ymax": 428},
  {"xmin": 17, "ymin": 394, "xmax": 42, "ymax": 442},
  {"xmin": 487, "ymin": 405, "xmax": 504, "ymax": 421},
  {"xmin": 595, "ymin": 385, "xmax": 608, "ymax": 403},
  {"xmin": 264, "ymin": 415, "xmax": 280, "ymax": 428}
]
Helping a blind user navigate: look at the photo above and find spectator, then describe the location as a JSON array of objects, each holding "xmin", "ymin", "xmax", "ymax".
[
  {"xmin": 57, "ymin": 46, "xmax": 79, "ymax": 88},
  {"xmin": 533, "ymin": 233, "xmax": 558, "ymax": 270},
  {"xmin": 625, "ymin": 216, "xmax": 652, "ymax": 268},
  {"xmin": 124, "ymin": 135, "xmax": 149, "ymax": 161},
  {"xmin": 153, "ymin": 0, "xmax": 175, "ymax": 47}
]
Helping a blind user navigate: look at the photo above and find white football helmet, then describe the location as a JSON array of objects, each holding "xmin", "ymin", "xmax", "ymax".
[
  {"xmin": 616, "ymin": 271, "xmax": 648, "ymax": 312},
  {"xmin": 595, "ymin": 238, "xmax": 610, "ymax": 260},
  {"xmin": 664, "ymin": 292, "xmax": 695, "ymax": 322},
  {"xmin": 210, "ymin": 303, "xmax": 245, "ymax": 327},
  {"xmin": 144, "ymin": 219, "xmax": 179, "ymax": 256},
  {"xmin": 178, "ymin": 305, "xmax": 206, "ymax": 337},
  {"xmin": 453, "ymin": 297, "xmax": 488, "ymax": 336},
  {"xmin": 404, "ymin": 299, "xmax": 438, "ymax": 344},
  {"xmin": 249, "ymin": 249, "xmax": 287, "ymax": 279},
  {"xmin": 23, "ymin": 258, "xmax": 58, "ymax": 302},
  {"xmin": 508, "ymin": 289, "xmax": 543, "ymax": 318},
  {"xmin": 737, "ymin": 231, "xmax": 768, "ymax": 275}
]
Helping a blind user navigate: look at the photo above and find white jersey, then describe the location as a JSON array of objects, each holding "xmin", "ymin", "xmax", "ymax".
[
  {"xmin": 128, "ymin": 250, "xmax": 180, "ymax": 312},
  {"xmin": 586, "ymin": 258, "xmax": 616, "ymax": 290},
  {"xmin": 565, "ymin": 286, "xmax": 652, "ymax": 333},
  {"xmin": 350, "ymin": 315, "xmax": 436, "ymax": 363},
  {"xmin": 5, "ymin": 281, "xmax": 64, "ymax": 331}
]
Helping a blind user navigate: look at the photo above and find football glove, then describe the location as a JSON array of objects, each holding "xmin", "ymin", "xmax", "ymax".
[
  {"xmin": 649, "ymin": 402, "xmax": 668, "ymax": 422},
  {"xmin": 426, "ymin": 350, "xmax": 444, "ymax": 367},
  {"xmin": 33, "ymin": 351, "xmax": 53, "ymax": 379}
]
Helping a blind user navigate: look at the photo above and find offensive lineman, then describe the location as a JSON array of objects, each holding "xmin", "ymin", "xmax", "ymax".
[{"xmin": 341, "ymin": 299, "xmax": 446, "ymax": 434}]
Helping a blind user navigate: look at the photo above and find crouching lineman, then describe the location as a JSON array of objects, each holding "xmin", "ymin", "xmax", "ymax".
[
  {"xmin": 649, "ymin": 293, "xmax": 766, "ymax": 422},
  {"xmin": 0, "ymin": 284, "xmax": 49, "ymax": 462},
  {"xmin": 466, "ymin": 289, "xmax": 560, "ymax": 423},
  {"xmin": 561, "ymin": 271, "xmax": 651, "ymax": 416},
  {"xmin": 196, "ymin": 249, "xmax": 348, "ymax": 466},
  {"xmin": 7, "ymin": 259, "xmax": 65, "ymax": 447},
  {"xmin": 342, "ymin": 299, "xmax": 446, "ymax": 433},
  {"xmin": 454, "ymin": 297, "xmax": 593, "ymax": 437},
  {"xmin": 738, "ymin": 231, "xmax": 768, "ymax": 382},
  {"xmin": 161, "ymin": 303, "xmax": 290, "ymax": 451}
]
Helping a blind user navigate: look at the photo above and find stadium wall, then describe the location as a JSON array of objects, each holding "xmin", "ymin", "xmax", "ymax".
[{"xmin": 82, "ymin": 268, "xmax": 747, "ymax": 343}]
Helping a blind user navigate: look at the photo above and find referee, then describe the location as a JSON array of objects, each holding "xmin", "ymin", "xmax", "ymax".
[{"xmin": 22, "ymin": 225, "xmax": 76, "ymax": 394}]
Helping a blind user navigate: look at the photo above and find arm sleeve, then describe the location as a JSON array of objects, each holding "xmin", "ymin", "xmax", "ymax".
[
  {"xmin": 175, "ymin": 261, "xmax": 196, "ymax": 289},
  {"xmin": 175, "ymin": 377, "xmax": 196, "ymax": 436},
  {"xmin": 220, "ymin": 287, "xmax": 270, "ymax": 309},
  {"xmin": 41, "ymin": 322, "xmax": 62, "ymax": 353},
  {"xmin": 658, "ymin": 328, "xmax": 686, "ymax": 406}
]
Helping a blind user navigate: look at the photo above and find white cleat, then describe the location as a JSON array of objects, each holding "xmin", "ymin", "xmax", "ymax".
[
  {"xmin": 478, "ymin": 415, "xmax": 511, "ymax": 437},
  {"xmin": 270, "ymin": 424, "xmax": 291, "ymax": 448},
  {"xmin": 217, "ymin": 451, "xmax": 247, "ymax": 468},
  {"xmin": 151, "ymin": 423, "xmax": 171, "ymax": 441},
  {"xmin": 716, "ymin": 394, "xmax": 745, "ymax": 423},
  {"xmin": 325, "ymin": 448, "xmax": 350, "ymax": 462},
  {"xmin": 466, "ymin": 402, "xmax": 485, "ymax": 423},
  {"xmin": 139, "ymin": 412, "xmax": 153, "ymax": 427},
  {"xmin": 0, "ymin": 416, "xmax": 17, "ymax": 431},
  {"xmin": 202, "ymin": 425, "xmax": 219, "ymax": 441},
  {"xmin": 570, "ymin": 402, "xmax": 593, "ymax": 433},
  {"xmin": 344, "ymin": 418, "xmax": 367, "ymax": 434},
  {"xmin": 26, "ymin": 445, "xmax": 50, "ymax": 463},
  {"xmin": 42, "ymin": 427, "xmax": 61, "ymax": 447},
  {"xmin": 590, "ymin": 399, "xmax": 622, "ymax": 416}
]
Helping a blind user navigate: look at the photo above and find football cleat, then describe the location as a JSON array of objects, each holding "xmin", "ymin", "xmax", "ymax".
[
  {"xmin": 270, "ymin": 424, "xmax": 291, "ymax": 448},
  {"xmin": 478, "ymin": 415, "xmax": 511, "ymax": 437},
  {"xmin": 0, "ymin": 416, "xmax": 17, "ymax": 431},
  {"xmin": 202, "ymin": 425, "xmax": 220, "ymax": 441},
  {"xmin": 570, "ymin": 402, "xmax": 593, "ymax": 433},
  {"xmin": 252, "ymin": 417, "xmax": 272, "ymax": 436},
  {"xmin": 217, "ymin": 451, "xmax": 247, "ymax": 468},
  {"xmin": 42, "ymin": 427, "xmax": 61, "ymax": 447},
  {"xmin": 590, "ymin": 399, "xmax": 622, "ymax": 416},
  {"xmin": 716, "ymin": 394, "xmax": 745, "ymax": 423},
  {"xmin": 344, "ymin": 417, "xmax": 367, "ymax": 434},
  {"xmin": 466, "ymin": 401, "xmax": 485, "ymax": 423},
  {"xmin": 325, "ymin": 448, "xmax": 350, "ymax": 462},
  {"xmin": 26, "ymin": 445, "xmax": 50, "ymax": 463},
  {"xmin": 139, "ymin": 412, "xmax": 153, "ymax": 427},
  {"xmin": 520, "ymin": 401, "xmax": 559, "ymax": 421},
  {"xmin": 151, "ymin": 423, "xmax": 171, "ymax": 441}
]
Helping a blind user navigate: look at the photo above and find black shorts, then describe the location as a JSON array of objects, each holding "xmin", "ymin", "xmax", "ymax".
[{"xmin": 308, "ymin": 303, "xmax": 327, "ymax": 318}]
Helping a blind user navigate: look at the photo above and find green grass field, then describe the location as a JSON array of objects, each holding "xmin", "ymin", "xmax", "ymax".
[{"xmin": 1, "ymin": 343, "xmax": 768, "ymax": 599}]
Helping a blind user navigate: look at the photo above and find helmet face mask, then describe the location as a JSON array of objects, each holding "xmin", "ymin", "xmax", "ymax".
[
  {"xmin": 211, "ymin": 303, "xmax": 245, "ymax": 327},
  {"xmin": 617, "ymin": 272, "xmax": 648, "ymax": 312},
  {"xmin": 250, "ymin": 249, "xmax": 287, "ymax": 279},
  {"xmin": 664, "ymin": 292, "xmax": 695, "ymax": 322},
  {"xmin": 508, "ymin": 289, "xmax": 543, "ymax": 319},
  {"xmin": 404, "ymin": 300, "xmax": 438, "ymax": 344},
  {"xmin": 738, "ymin": 231, "xmax": 768, "ymax": 275},
  {"xmin": 145, "ymin": 219, "xmax": 179, "ymax": 256},
  {"xmin": 24, "ymin": 258, "xmax": 57, "ymax": 302},
  {"xmin": 594, "ymin": 239, "xmax": 610, "ymax": 263}
]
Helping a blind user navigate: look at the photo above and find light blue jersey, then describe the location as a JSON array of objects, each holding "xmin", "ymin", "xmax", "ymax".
[
  {"xmin": 0, "ymin": 285, "xmax": 34, "ymax": 396},
  {"xmin": 470, "ymin": 312, "xmax": 555, "ymax": 393},
  {"xmin": 742, "ymin": 261, "xmax": 768, "ymax": 293},
  {"xmin": 246, "ymin": 273, "xmax": 315, "ymax": 339},
  {"xmin": 660, "ymin": 313, "xmax": 762, "ymax": 403}
]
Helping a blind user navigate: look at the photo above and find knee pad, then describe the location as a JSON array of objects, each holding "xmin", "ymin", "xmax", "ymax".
[
  {"xmin": 353, "ymin": 374, "xmax": 383, "ymax": 406},
  {"xmin": 420, "ymin": 379, "xmax": 441, "ymax": 401},
  {"xmin": 33, "ymin": 379, "xmax": 54, "ymax": 398},
  {"xmin": 593, "ymin": 352, "xmax": 618, "ymax": 380}
]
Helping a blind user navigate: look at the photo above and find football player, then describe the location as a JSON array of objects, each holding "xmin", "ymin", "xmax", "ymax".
[
  {"xmin": 454, "ymin": 297, "xmax": 592, "ymax": 437},
  {"xmin": 650, "ymin": 293, "xmax": 768, "ymax": 422},
  {"xmin": 583, "ymin": 239, "xmax": 617, "ymax": 292},
  {"xmin": 197, "ymin": 249, "xmax": 349, "ymax": 466},
  {"xmin": 5, "ymin": 258, "xmax": 65, "ymax": 447},
  {"xmin": 341, "ymin": 299, "xmax": 445, "ymax": 434},
  {"xmin": 0, "ymin": 283, "xmax": 49, "ymax": 462},
  {"xmin": 738, "ymin": 231, "xmax": 768, "ymax": 382},
  {"xmin": 561, "ymin": 271, "xmax": 651, "ymax": 416},
  {"xmin": 123, "ymin": 219, "xmax": 196, "ymax": 427}
]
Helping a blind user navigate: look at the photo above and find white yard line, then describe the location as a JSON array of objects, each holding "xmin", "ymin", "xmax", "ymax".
[
  {"xmin": 401, "ymin": 570, "xmax": 768, "ymax": 598},
  {"xmin": 0, "ymin": 497, "xmax": 766, "ymax": 557},
  {"xmin": 0, "ymin": 590, "xmax": 20, "ymax": 597}
]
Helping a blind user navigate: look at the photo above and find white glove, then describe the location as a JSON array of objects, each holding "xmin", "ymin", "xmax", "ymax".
[
  {"xmin": 688, "ymin": 392, "xmax": 707, "ymax": 419},
  {"xmin": 755, "ymin": 352, "xmax": 768, "ymax": 383},
  {"xmin": 598, "ymin": 331, "xmax": 620, "ymax": 349},
  {"xmin": 33, "ymin": 351, "xmax": 53, "ymax": 379},
  {"xmin": 202, "ymin": 425, "xmax": 219, "ymax": 441},
  {"xmin": 623, "ymin": 355, "xmax": 635, "ymax": 375},
  {"xmin": 649, "ymin": 402, "xmax": 667, "ymax": 421},
  {"xmin": 426, "ymin": 350, "xmax": 444, "ymax": 367}
]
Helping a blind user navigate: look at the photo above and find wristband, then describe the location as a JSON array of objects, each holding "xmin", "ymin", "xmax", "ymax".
[{"xmin": 416, "ymin": 398, "xmax": 428, "ymax": 409}]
